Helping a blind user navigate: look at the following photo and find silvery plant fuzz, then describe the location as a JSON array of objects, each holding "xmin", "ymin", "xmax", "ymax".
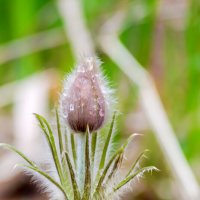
[
  {"xmin": 0, "ymin": 57, "xmax": 157, "ymax": 200},
  {"xmin": 60, "ymin": 57, "xmax": 111, "ymax": 133}
]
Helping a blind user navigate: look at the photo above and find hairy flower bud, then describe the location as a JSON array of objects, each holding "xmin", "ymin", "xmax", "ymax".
[{"xmin": 60, "ymin": 57, "xmax": 111, "ymax": 133}]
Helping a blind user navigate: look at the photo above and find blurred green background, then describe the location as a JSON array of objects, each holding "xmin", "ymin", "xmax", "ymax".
[{"xmin": 0, "ymin": 0, "xmax": 200, "ymax": 199}]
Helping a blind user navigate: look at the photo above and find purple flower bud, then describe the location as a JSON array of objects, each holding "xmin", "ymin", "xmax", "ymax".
[{"xmin": 60, "ymin": 57, "xmax": 110, "ymax": 133}]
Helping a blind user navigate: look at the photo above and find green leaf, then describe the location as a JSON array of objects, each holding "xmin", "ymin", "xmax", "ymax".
[
  {"xmin": 93, "ymin": 133, "xmax": 136, "ymax": 196},
  {"xmin": 64, "ymin": 133, "xmax": 69, "ymax": 152},
  {"xmin": 56, "ymin": 111, "xmax": 72, "ymax": 197},
  {"xmin": 82, "ymin": 128, "xmax": 91, "ymax": 200},
  {"xmin": 94, "ymin": 149, "xmax": 123, "ymax": 197},
  {"xmin": 122, "ymin": 133, "xmax": 138, "ymax": 149},
  {"xmin": 105, "ymin": 152, "xmax": 123, "ymax": 184},
  {"xmin": 114, "ymin": 166, "xmax": 158, "ymax": 192},
  {"xmin": 65, "ymin": 151, "xmax": 81, "ymax": 200},
  {"xmin": 126, "ymin": 149, "xmax": 149, "ymax": 177},
  {"xmin": 0, "ymin": 143, "xmax": 35, "ymax": 167},
  {"xmin": 34, "ymin": 113, "xmax": 64, "ymax": 186},
  {"xmin": 98, "ymin": 112, "xmax": 116, "ymax": 171},
  {"xmin": 71, "ymin": 133, "xmax": 77, "ymax": 168},
  {"xmin": 56, "ymin": 109, "xmax": 64, "ymax": 155},
  {"xmin": 19, "ymin": 164, "xmax": 68, "ymax": 200}
]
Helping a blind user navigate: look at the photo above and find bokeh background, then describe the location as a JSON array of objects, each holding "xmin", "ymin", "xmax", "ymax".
[{"xmin": 0, "ymin": 0, "xmax": 200, "ymax": 199}]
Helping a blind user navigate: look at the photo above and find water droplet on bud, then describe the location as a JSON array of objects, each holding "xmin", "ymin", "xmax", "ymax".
[
  {"xmin": 70, "ymin": 104, "xmax": 74, "ymax": 111},
  {"xmin": 63, "ymin": 113, "xmax": 68, "ymax": 118}
]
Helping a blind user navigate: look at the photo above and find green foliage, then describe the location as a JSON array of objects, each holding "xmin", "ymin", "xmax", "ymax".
[{"xmin": 0, "ymin": 112, "xmax": 156, "ymax": 200}]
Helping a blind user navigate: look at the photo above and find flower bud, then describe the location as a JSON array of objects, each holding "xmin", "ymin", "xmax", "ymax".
[{"xmin": 60, "ymin": 57, "xmax": 110, "ymax": 133}]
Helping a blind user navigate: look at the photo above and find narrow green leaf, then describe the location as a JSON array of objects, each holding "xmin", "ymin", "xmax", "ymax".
[
  {"xmin": 34, "ymin": 113, "xmax": 50, "ymax": 141},
  {"xmin": 122, "ymin": 133, "xmax": 138, "ymax": 149},
  {"xmin": 114, "ymin": 166, "xmax": 158, "ymax": 192},
  {"xmin": 61, "ymin": 153, "xmax": 71, "ymax": 199},
  {"xmin": 82, "ymin": 128, "xmax": 91, "ymax": 200},
  {"xmin": 96, "ymin": 148, "xmax": 123, "ymax": 193},
  {"xmin": 65, "ymin": 152, "xmax": 81, "ymax": 200},
  {"xmin": 64, "ymin": 133, "xmax": 69, "ymax": 152},
  {"xmin": 34, "ymin": 114, "xmax": 64, "ymax": 185},
  {"xmin": 99, "ymin": 112, "xmax": 116, "ymax": 171},
  {"xmin": 20, "ymin": 164, "xmax": 68, "ymax": 200},
  {"xmin": 105, "ymin": 153, "xmax": 123, "ymax": 184},
  {"xmin": 56, "ymin": 111, "xmax": 71, "ymax": 194},
  {"xmin": 126, "ymin": 149, "xmax": 149, "ymax": 177},
  {"xmin": 71, "ymin": 133, "xmax": 77, "ymax": 168},
  {"xmin": 56, "ymin": 109, "xmax": 64, "ymax": 155},
  {"xmin": 94, "ymin": 148, "xmax": 123, "ymax": 197},
  {"xmin": 0, "ymin": 143, "xmax": 35, "ymax": 167},
  {"xmin": 93, "ymin": 133, "xmax": 136, "ymax": 196}
]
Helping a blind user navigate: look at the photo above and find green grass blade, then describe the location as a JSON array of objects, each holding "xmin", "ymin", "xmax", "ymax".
[
  {"xmin": 71, "ymin": 133, "xmax": 77, "ymax": 168},
  {"xmin": 65, "ymin": 151, "xmax": 81, "ymax": 200},
  {"xmin": 98, "ymin": 112, "xmax": 116, "ymax": 171},
  {"xmin": 0, "ymin": 143, "xmax": 35, "ymax": 167},
  {"xmin": 114, "ymin": 166, "xmax": 158, "ymax": 192},
  {"xmin": 82, "ymin": 128, "xmax": 91, "ymax": 200},
  {"xmin": 19, "ymin": 164, "xmax": 68, "ymax": 200}
]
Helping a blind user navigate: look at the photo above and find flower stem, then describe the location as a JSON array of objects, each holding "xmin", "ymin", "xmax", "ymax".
[
  {"xmin": 76, "ymin": 133, "xmax": 85, "ymax": 194},
  {"xmin": 82, "ymin": 129, "xmax": 91, "ymax": 200}
]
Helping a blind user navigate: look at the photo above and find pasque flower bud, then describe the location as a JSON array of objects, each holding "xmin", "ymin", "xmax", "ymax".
[{"xmin": 60, "ymin": 57, "xmax": 111, "ymax": 133}]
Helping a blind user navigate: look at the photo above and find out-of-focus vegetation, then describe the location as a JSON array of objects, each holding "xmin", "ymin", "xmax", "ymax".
[{"xmin": 0, "ymin": 0, "xmax": 200, "ymax": 199}]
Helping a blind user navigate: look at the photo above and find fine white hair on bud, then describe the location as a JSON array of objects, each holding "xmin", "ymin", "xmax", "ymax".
[{"xmin": 60, "ymin": 56, "xmax": 113, "ymax": 133}]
